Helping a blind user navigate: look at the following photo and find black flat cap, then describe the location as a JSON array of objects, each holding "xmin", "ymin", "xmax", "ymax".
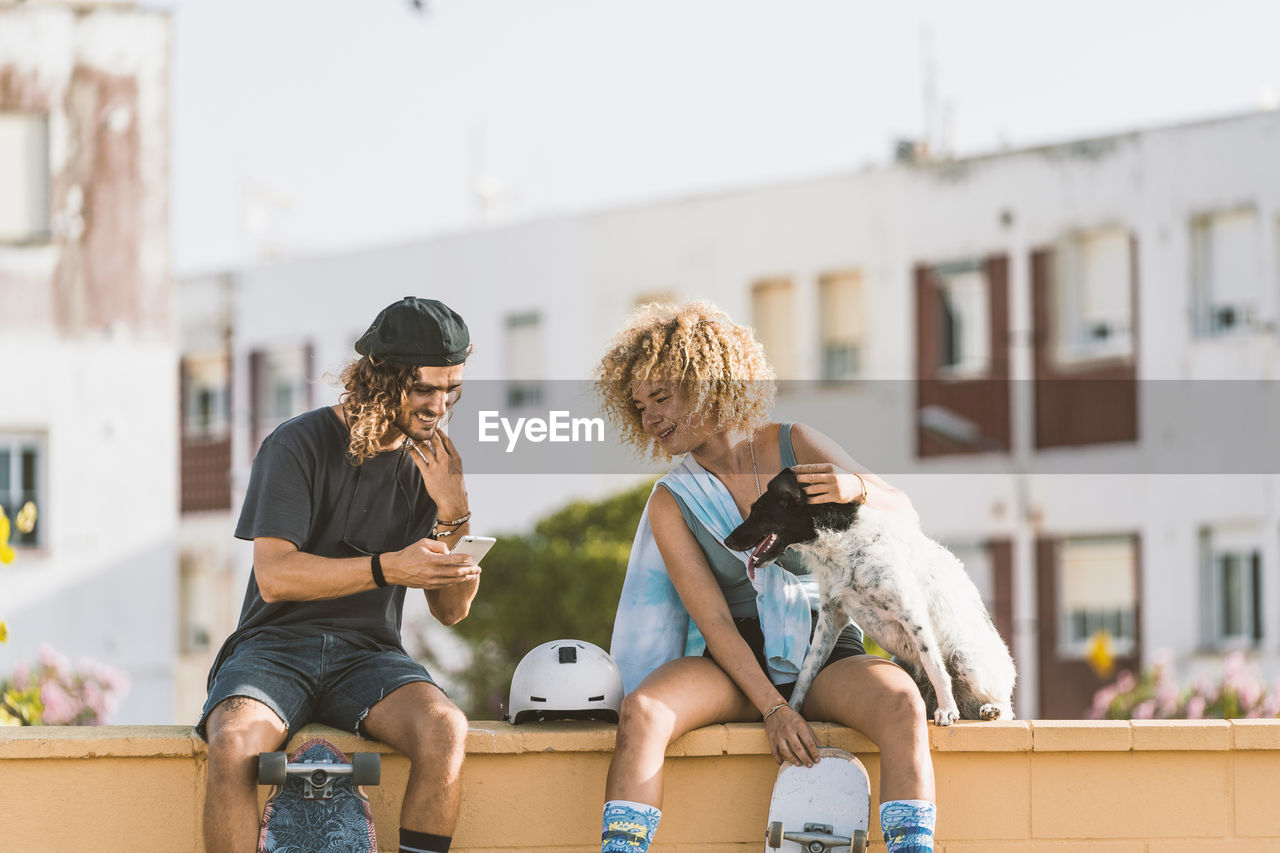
[{"xmin": 355, "ymin": 296, "xmax": 471, "ymax": 366}]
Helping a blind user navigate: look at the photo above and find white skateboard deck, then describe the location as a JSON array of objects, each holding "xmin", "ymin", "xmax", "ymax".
[{"xmin": 765, "ymin": 747, "xmax": 870, "ymax": 852}]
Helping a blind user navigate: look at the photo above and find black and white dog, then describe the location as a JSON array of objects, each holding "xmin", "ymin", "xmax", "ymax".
[{"xmin": 725, "ymin": 469, "xmax": 1016, "ymax": 725}]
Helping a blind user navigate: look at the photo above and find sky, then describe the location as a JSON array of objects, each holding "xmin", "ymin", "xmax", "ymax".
[{"xmin": 160, "ymin": 0, "xmax": 1280, "ymax": 275}]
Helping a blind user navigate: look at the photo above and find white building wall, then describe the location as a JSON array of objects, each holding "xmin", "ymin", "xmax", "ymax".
[
  {"xmin": 0, "ymin": 4, "xmax": 175, "ymax": 724},
  {"xmin": 224, "ymin": 110, "xmax": 1280, "ymax": 717}
]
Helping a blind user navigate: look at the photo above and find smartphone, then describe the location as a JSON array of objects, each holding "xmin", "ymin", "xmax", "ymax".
[{"xmin": 448, "ymin": 535, "xmax": 496, "ymax": 565}]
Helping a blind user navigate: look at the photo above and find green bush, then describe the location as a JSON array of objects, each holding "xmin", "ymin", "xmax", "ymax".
[{"xmin": 407, "ymin": 479, "xmax": 654, "ymax": 717}]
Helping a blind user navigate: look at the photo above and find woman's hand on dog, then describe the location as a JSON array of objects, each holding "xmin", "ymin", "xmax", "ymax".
[
  {"xmin": 385, "ymin": 537, "xmax": 481, "ymax": 589},
  {"xmin": 792, "ymin": 463, "xmax": 867, "ymax": 505},
  {"xmin": 765, "ymin": 704, "xmax": 822, "ymax": 767}
]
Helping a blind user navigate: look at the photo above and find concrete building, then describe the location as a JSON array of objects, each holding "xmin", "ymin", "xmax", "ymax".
[
  {"xmin": 0, "ymin": 1, "xmax": 174, "ymax": 723},
  {"xmin": 184, "ymin": 108, "xmax": 1280, "ymax": 720}
]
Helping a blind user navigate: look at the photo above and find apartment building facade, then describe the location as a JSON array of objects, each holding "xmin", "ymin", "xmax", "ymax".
[
  {"xmin": 0, "ymin": 1, "xmax": 175, "ymax": 722},
  {"xmin": 186, "ymin": 109, "xmax": 1280, "ymax": 719}
]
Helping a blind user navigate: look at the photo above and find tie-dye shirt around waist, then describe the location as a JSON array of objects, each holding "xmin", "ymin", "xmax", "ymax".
[
  {"xmin": 666, "ymin": 423, "xmax": 812, "ymax": 618},
  {"xmin": 609, "ymin": 424, "xmax": 820, "ymax": 693}
]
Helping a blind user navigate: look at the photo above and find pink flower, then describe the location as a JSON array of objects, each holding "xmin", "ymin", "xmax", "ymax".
[
  {"xmin": 1185, "ymin": 696, "xmax": 1206, "ymax": 719},
  {"xmin": 10, "ymin": 662, "xmax": 29, "ymax": 691},
  {"xmin": 40, "ymin": 680, "xmax": 76, "ymax": 725},
  {"xmin": 37, "ymin": 645, "xmax": 70, "ymax": 681},
  {"xmin": 1132, "ymin": 699, "xmax": 1157, "ymax": 720}
]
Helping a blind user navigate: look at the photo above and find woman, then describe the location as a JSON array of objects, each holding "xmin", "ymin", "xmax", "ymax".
[{"xmin": 595, "ymin": 302, "xmax": 937, "ymax": 853}]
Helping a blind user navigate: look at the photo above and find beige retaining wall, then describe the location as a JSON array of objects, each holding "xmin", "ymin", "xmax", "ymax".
[{"xmin": 2, "ymin": 719, "xmax": 1279, "ymax": 852}]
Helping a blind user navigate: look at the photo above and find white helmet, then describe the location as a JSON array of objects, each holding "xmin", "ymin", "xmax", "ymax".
[{"xmin": 506, "ymin": 639, "xmax": 624, "ymax": 724}]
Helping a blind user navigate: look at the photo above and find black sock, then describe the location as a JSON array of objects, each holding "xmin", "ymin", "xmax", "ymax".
[{"xmin": 399, "ymin": 828, "xmax": 451, "ymax": 853}]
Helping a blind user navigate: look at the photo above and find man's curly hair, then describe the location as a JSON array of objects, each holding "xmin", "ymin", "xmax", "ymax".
[
  {"xmin": 337, "ymin": 357, "xmax": 419, "ymax": 464},
  {"xmin": 594, "ymin": 301, "xmax": 776, "ymax": 460}
]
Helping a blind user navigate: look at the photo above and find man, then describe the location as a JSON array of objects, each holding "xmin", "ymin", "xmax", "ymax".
[{"xmin": 199, "ymin": 297, "xmax": 480, "ymax": 853}]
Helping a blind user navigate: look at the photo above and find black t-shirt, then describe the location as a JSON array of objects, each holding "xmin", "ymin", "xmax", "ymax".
[{"xmin": 210, "ymin": 407, "xmax": 438, "ymax": 678}]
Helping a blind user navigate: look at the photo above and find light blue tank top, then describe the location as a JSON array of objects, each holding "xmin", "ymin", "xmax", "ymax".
[{"xmin": 662, "ymin": 423, "xmax": 811, "ymax": 618}]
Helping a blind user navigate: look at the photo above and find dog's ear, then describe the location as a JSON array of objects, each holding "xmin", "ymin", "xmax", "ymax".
[{"xmin": 769, "ymin": 468, "xmax": 806, "ymax": 504}]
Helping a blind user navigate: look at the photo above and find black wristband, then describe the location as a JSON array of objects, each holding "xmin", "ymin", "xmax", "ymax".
[{"xmin": 370, "ymin": 553, "xmax": 388, "ymax": 588}]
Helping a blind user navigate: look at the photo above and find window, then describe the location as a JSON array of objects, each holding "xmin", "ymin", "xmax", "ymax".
[
  {"xmin": 818, "ymin": 271, "xmax": 865, "ymax": 380},
  {"xmin": 751, "ymin": 277, "xmax": 798, "ymax": 379},
  {"xmin": 934, "ymin": 261, "xmax": 990, "ymax": 376},
  {"xmin": 1199, "ymin": 528, "xmax": 1263, "ymax": 649},
  {"xmin": 182, "ymin": 351, "xmax": 230, "ymax": 441},
  {"xmin": 0, "ymin": 435, "xmax": 43, "ymax": 548},
  {"xmin": 1192, "ymin": 208, "xmax": 1261, "ymax": 336},
  {"xmin": 1055, "ymin": 228, "xmax": 1133, "ymax": 362},
  {"xmin": 0, "ymin": 112, "xmax": 51, "ymax": 244},
  {"xmin": 1058, "ymin": 536, "xmax": 1137, "ymax": 655},
  {"xmin": 252, "ymin": 345, "xmax": 311, "ymax": 438},
  {"xmin": 505, "ymin": 312, "xmax": 544, "ymax": 407}
]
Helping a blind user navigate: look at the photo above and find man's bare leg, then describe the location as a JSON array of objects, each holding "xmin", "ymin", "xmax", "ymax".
[
  {"xmin": 360, "ymin": 681, "xmax": 468, "ymax": 836},
  {"xmin": 203, "ymin": 697, "xmax": 289, "ymax": 853}
]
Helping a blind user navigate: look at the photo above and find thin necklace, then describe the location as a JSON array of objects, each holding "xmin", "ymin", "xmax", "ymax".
[{"xmin": 749, "ymin": 437, "xmax": 761, "ymax": 496}]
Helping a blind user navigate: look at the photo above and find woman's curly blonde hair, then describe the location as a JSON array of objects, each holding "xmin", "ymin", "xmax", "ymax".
[
  {"xmin": 594, "ymin": 301, "xmax": 776, "ymax": 459},
  {"xmin": 337, "ymin": 357, "xmax": 419, "ymax": 464}
]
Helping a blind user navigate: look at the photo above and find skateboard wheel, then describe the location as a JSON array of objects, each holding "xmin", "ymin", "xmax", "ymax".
[
  {"xmin": 851, "ymin": 828, "xmax": 868, "ymax": 853},
  {"xmin": 352, "ymin": 752, "xmax": 381, "ymax": 787},
  {"xmin": 258, "ymin": 752, "xmax": 287, "ymax": 786},
  {"xmin": 766, "ymin": 820, "xmax": 783, "ymax": 848}
]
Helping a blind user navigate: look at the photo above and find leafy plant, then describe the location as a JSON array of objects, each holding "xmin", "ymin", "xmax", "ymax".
[
  {"xmin": 1089, "ymin": 650, "xmax": 1280, "ymax": 720},
  {"xmin": 0, "ymin": 645, "xmax": 131, "ymax": 726},
  {"xmin": 407, "ymin": 479, "xmax": 653, "ymax": 717},
  {"xmin": 1, "ymin": 501, "xmax": 39, "ymax": 720}
]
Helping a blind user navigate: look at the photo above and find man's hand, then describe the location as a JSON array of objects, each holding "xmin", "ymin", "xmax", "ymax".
[
  {"xmin": 382, "ymin": 537, "xmax": 481, "ymax": 589},
  {"xmin": 409, "ymin": 430, "xmax": 468, "ymax": 519}
]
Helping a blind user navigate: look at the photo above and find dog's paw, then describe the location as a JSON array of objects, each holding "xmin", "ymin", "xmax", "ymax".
[
  {"xmin": 979, "ymin": 703, "xmax": 1002, "ymax": 721},
  {"xmin": 934, "ymin": 706, "xmax": 959, "ymax": 726}
]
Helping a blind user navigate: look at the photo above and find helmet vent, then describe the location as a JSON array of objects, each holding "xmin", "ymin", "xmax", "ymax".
[
  {"xmin": 558, "ymin": 647, "xmax": 578, "ymax": 664},
  {"xmin": 530, "ymin": 696, "xmax": 546, "ymax": 702},
  {"xmin": 588, "ymin": 695, "xmax": 605, "ymax": 702}
]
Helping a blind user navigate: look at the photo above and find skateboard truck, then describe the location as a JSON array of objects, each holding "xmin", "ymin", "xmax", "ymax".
[
  {"xmin": 766, "ymin": 821, "xmax": 868, "ymax": 853},
  {"xmin": 258, "ymin": 751, "xmax": 381, "ymax": 800}
]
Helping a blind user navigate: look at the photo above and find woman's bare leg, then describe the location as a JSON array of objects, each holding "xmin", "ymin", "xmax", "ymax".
[
  {"xmin": 801, "ymin": 655, "xmax": 934, "ymax": 802},
  {"xmin": 605, "ymin": 656, "xmax": 758, "ymax": 807}
]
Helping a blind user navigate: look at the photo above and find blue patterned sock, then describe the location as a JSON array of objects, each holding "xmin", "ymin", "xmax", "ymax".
[
  {"xmin": 879, "ymin": 799, "xmax": 936, "ymax": 853},
  {"xmin": 601, "ymin": 799, "xmax": 661, "ymax": 852}
]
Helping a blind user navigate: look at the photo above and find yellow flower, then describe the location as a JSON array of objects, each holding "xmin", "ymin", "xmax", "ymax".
[
  {"xmin": 0, "ymin": 507, "xmax": 10, "ymax": 565},
  {"xmin": 0, "ymin": 621, "xmax": 7, "ymax": 643},
  {"xmin": 15, "ymin": 502, "xmax": 36, "ymax": 535},
  {"xmin": 1086, "ymin": 629, "xmax": 1116, "ymax": 679}
]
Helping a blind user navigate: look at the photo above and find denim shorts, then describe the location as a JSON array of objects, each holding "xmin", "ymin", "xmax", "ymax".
[{"xmin": 196, "ymin": 631, "xmax": 436, "ymax": 741}]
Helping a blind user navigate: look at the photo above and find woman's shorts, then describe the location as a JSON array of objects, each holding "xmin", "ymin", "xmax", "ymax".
[{"xmin": 702, "ymin": 616, "xmax": 866, "ymax": 700}]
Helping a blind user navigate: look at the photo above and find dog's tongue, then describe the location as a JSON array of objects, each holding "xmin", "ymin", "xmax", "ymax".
[{"xmin": 746, "ymin": 534, "xmax": 775, "ymax": 582}]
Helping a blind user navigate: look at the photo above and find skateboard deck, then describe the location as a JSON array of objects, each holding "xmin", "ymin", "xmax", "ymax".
[
  {"xmin": 765, "ymin": 746, "xmax": 870, "ymax": 853},
  {"xmin": 257, "ymin": 737, "xmax": 380, "ymax": 853}
]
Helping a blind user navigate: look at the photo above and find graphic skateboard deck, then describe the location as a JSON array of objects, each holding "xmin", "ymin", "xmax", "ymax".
[
  {"xmin": 257, "ymin": 737, "xmax": 381, "ymax": 853},
  {"xmin": 765, "ymin": 746, "xmax": 870, "ymax": 853}
]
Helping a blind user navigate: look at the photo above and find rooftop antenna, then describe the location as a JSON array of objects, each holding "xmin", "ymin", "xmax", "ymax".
[{"xmin": 920, "ymin": 22, "xmax": 937, "ymax": 158}]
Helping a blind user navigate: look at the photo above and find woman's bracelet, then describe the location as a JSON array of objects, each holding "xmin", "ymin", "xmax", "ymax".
[
  {"xmin": 852, "ymin": 472, "xmax": 869, "ymax": 504},
  {"xmin": 762, "ymin": 701, "xmax": 789, "ymax": 722}
]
